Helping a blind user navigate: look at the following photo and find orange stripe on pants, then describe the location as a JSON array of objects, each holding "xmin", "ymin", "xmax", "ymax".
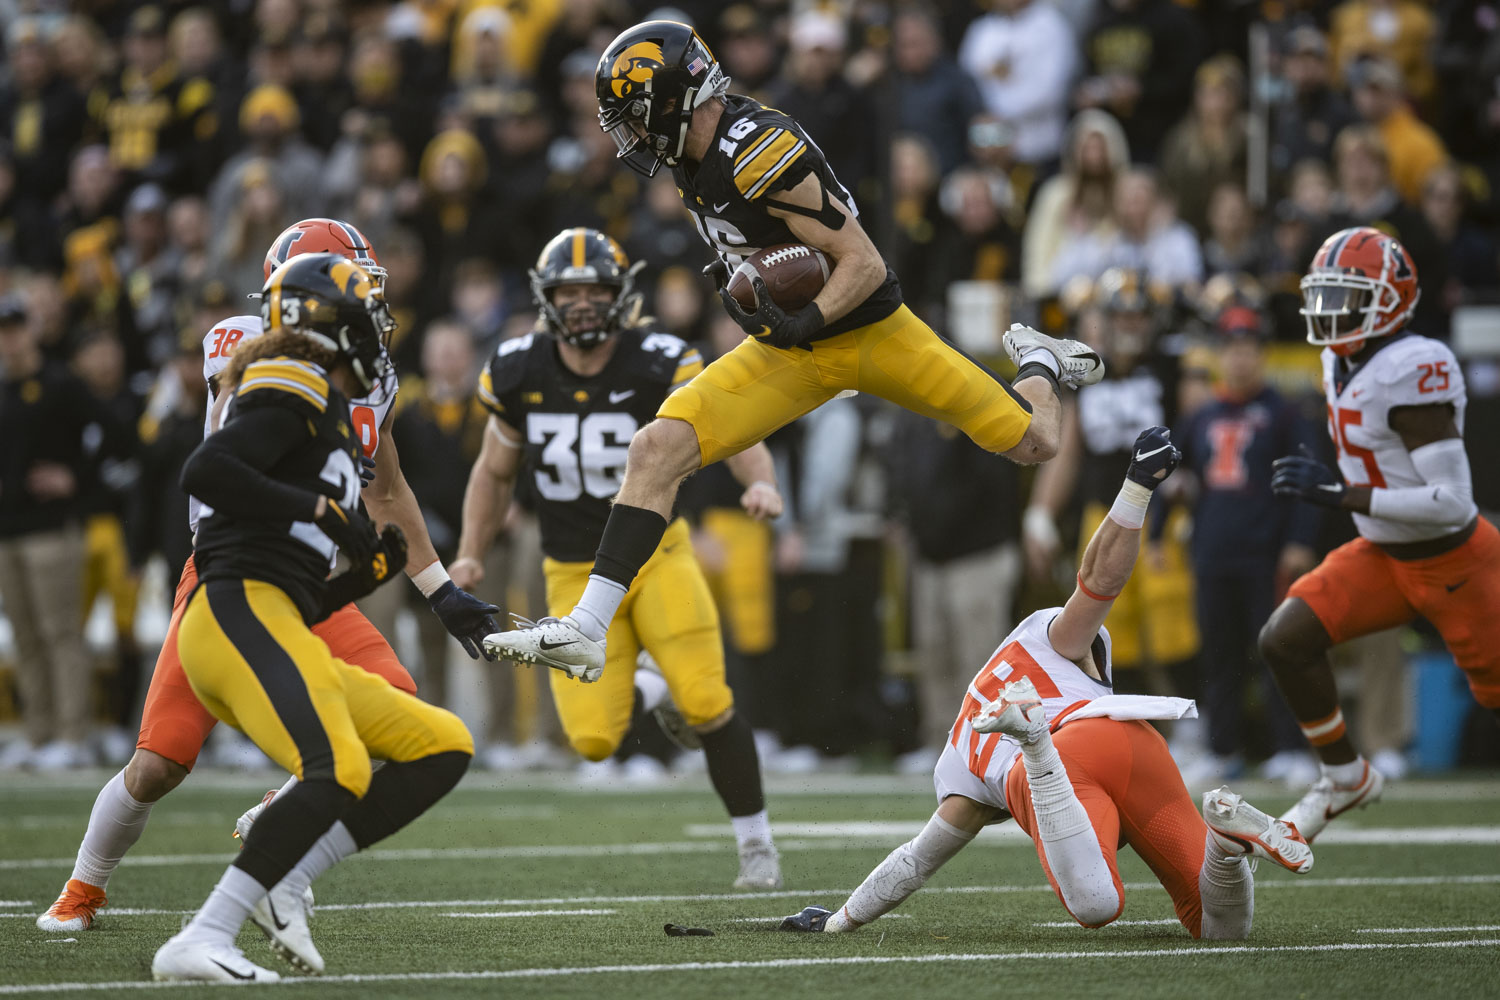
[{"xmin": 1005, "ymin": 718, "xmax": 1208, "ymax": 937}]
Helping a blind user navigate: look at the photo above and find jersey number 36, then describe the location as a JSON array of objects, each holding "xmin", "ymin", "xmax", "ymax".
[{"xmin": 528, "ymin": 412, "xmax": 637, "ymax": 501}]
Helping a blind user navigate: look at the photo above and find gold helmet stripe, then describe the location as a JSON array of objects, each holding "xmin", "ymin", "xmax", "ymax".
[{"xmin": 571, "ymin": 229, "xmax": 587, "ymax": 268}]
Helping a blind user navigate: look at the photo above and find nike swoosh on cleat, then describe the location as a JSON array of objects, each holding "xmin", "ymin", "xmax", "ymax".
[
  {"xmin": 538, "ymin": 638, "xmax": 577, "ymax": 651},
  {"xmin": 1133, "ymin": 444, "xmax": 1172, "ymax": 462},
  {"xmin": 210, "ymin": 959, "xmax": 256, "ymax": 981},
  {"xmin": 1446, "ymin": 579, "xmax": 1468, "ymax": 592},
  {"xmin": 267, "ymin": 897, "xmax": 288, "ymax": 932}
]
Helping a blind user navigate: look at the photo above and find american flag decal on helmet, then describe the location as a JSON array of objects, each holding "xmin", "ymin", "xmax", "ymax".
[{"xmin": 687, "ymin": 56, "xmax": 706, "ymax": 75}]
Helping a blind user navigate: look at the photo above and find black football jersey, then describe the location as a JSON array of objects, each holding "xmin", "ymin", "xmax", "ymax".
[
  {"xmin": 673, "ymin": 93, "xmax": 903, "ymax": 340},
  {"xmin": 193, "ymin": 356, "xmax": 364, "ymax": 622},
  {"xmin": 478, "ymin": 328, "xmax": 704, "ymax": 562}
]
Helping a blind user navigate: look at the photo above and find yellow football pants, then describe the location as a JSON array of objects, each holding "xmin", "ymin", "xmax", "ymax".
[
  {"xmin": 544, "ymin": 518, "xmax": 733, "ymax": 761},
  {"xmin": 658, "ymin": 304, "xmax": 1033, "ymax": 465},
  {"xmin": 698, "ymin": 508, "xmax": 775, "ymax": 655},
  {"xmin": 1079, "ymin": 503, "xmax": 1200, "ymax": 669},
  {"xmin": 178, "ymin": 579, "xmax": 473, "ymax": 796}
]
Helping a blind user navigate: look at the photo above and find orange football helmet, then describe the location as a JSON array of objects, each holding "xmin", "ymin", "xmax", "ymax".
[
  {"xmin": 1300, "ymin": 226, "xmax": 1419, "ymax": 356},
  {"xmin": 264, "ymin": 218, "xmax": 386, "ymax": 286}
]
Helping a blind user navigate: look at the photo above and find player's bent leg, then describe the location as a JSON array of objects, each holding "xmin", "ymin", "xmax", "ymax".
[{"xmin": 814, "ymin": 797, "xmax": 986, "ymax": 932}]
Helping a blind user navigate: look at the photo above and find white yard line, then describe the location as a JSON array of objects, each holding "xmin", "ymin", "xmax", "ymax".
[
  {"xmin": 1357, "ymin": 925, "xmax": 1500, "ymax": 934},
  {"xmin": 1, "ymin": 939, "xmax": 1495, "ymax": 994},
  {"xmin": 691, "ymin": 821, "xmax": 1500, "ymax": 846},
  {"xmin": 438, "ymin": 909, "xmax": 616, "ymax": 918},
  {"xmin": 0, "ymin": 900, "xmax": 34, "ymax": 907}
]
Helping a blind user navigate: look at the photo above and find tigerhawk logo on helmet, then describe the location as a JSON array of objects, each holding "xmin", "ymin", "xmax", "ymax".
[
  {"xmin": 609, "ymin": 41, "xmax": 664, "ymax": 99},
  {"xmin": 1300, "ymin": 226, "xmax": 1420, "ymax": 357}
]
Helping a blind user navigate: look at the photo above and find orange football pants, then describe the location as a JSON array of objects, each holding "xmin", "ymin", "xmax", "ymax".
[
  {"xmin": 1288, "ymin": 518, "xmax": 1500, "ymax": 708},
  {"xmin": 136, "ymin": 556, "xmax": 416, "ymax": 770},
  {"xmin": 1005, "ymin": 718, "xmax": 1208, "ymax": 937}
]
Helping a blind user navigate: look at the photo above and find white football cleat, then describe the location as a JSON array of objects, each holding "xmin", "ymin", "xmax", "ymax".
[
  {"xmin": 152, "ymin": 934, "xmax": 281, "ymax": 983},
  {"xmin": 972, "ymin": 678, "xmax": 1047, "ymax": 743},
  {"xmin": 1003, "ymin": 324, "xmax": 1105, "ymax": 388},
  {"xmin": 1202, "ymin": 785, "xmax": 1313, "ymax": 874},
  {"xmin": 1280, "ymin": 760, "xmax": 1385, "ymax": 844},
  {"xmin": 733, "ymin": 841, "xmax": 784, "ymax": 890},
  {"xmin": 235, "ymin": 788, "xmax": 315, "ymax": 918},
  {"xmin": 483, "ymin": 615, "xmax": 605, "ymax": 682},
  {"xmin": 252, "ymin": 879, "xmax": 324, "ymax": 974}
]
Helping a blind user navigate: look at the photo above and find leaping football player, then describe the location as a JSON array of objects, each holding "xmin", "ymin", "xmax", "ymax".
[
  {"xmin": 483, "ymin": 21, "xmax": 1103, "ymax": 679},
  {"xmin": 453, "ymin": 228, "xmax": 783, "ymax": 888},
  {"xmin": 38, "ymin": 219, "xmax": 499, "ymax": 949},
  {"xmin": 1261, "ymin": 226, "xmax": 1497, "ymax": 840},
  {"xmin": 781, "ymin": 429, "xmax": 1313, "ymax": 938},
  {"xmin": 153, "ymin": 253, "xmax": 474, "ymax": 981}
]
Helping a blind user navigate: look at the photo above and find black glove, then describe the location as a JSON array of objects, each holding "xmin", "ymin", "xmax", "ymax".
[
  {"xmin": 719, "ymin": 276, "xmax": 825, "ymax": 348},
  {"xmin": 316, "ymin": 499, "xmax": 378, "ymax": 568},
  {"xmin": 779, "ymin": 906, "xmax": 831, "ymax": 932},
  {"xmin": 359, "ymin": 454, "xmax": 377, "ymax": 486},
  {"xmin": 317, "ymin": 524, "xmax": 408, "ymax": 621},
  {"xmin": 1125, "ymin": 426, "xmax": 1182, "ymax": 490},
  {"xmin": 1272, "ymin": 445, "xmax": 1347, "ymax": 508},
  {"xmin": 702, "ymin": 258, "xmax": 729, "ymax": 290},
  {"xmin": 428, "ymin": 581, "xmax": 501, "ymax": 660}
]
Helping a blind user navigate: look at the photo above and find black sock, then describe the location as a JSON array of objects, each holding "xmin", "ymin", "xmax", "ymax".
[
  {"xmin": 233, "ymin": 777, "xmax": 355, "ymax": 889},
  {"xmin": 339, "ymin": 751, "xmax": 471, "ymax": 850},
  {"xmin": 699, "ymin": 710, "xmax": 765, "ymax": 817},
  {"xmin": 1015, "ymin": 361, "xmax": 1061, "ymax": 399},
  {"xmin": 593, "ymin": 504, "xmax": 669, "ymax": 589}
]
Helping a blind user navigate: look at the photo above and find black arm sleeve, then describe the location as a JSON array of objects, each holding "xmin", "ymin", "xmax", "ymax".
[{"xmin": 179, "ymin": 406, "xmax": 323, "ymax": 521}]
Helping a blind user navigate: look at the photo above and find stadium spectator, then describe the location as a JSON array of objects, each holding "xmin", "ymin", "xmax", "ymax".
[
  {"xmin": 0, "ymin": 298, "xmax": 97, "ymax": 770},
  {"xmin": 0, "ymin": 20, "xmax": 87, "ymax": 208},
  {"xmin": 165, "ymin": 195, "xmax": 212, "ymax": 295},
  {"xmin": 208, "ymin": 84, "xmax": 324, "ymax": 228},
  {"xmin": 1270, "ymin": 26, "xmax": 1358, "ymax": 190},
  {"xmin": 1051, "ymin": 167, "xmax": 1203, "ymax": 289},
  {"xmin": 1202, "ymin": 183, "xmax": 1268, "ymax": 279},
  {"xmin": 92, "ymin": 6, "xmax": 202, "ymax": 189},
  {"xmin": 1075, "ymin": 0, "xmax": 1204, "ymax": 163},
  {"xmin": 1347, "ymin": 56, "xmax": 1447, "ymax": 205},
  {"xmin": 407, "ymin": 128, "xmax": 501, "ymax": 305},
  {"xmin": 956, "ymin": 0, "xmax": 1074, "ymax": 169},
  {"xmin": 625, "ymin": 176, "xmax": 704, "ymax": 305},
  {"xmin": 887, "ymin": 401, "xmax": 1023, "ymax": 773},
  {"xmin": 449, "ymin": 7, "xmax": 517, "ymax": 133},
  {"xmin": 887, "ymin": 134, "xmax": 943, "ymax": 318},
  {"xmin": 207, "ymin": 162, "xmax": 287, "ymax": 295},
  {"xmin": 1328, "ymin": 0, "xmax": 1437, "ymax": 103},
  {"xmin": 1420, "ymin": 164, "xmax": 1500, "ymax": 312},
  {"xmin": 114, "ymin": 184, "xmax": 179, "ymax": 371},
  {"xmin": 929, "ymin": 167, "xmax": 1024, "ymax": 303},
  {"xmin": 714, "ymin": 5, "xmax": 780, "ymax": 98},
  {"xmin": 290, "ymin": 10, "xmax": 354, "ymax": 151},
  {"xmin": 1172, "ymin": 310, "xmax": 1320, "ymax": 785},
  {"xmin": 166, "ymin": 7, "xmax": 231, "ymax": 191},
  {"xmin": 1159, "ymin": 55, "xmax": 1247, "ymax": 236},
  {"xmin": 1021, "ymin": 109, "xmax": 1131, "ymax": 298},
  {"xmin": 129, "ymin": 330, "xmax": 204, "ymax": 591},
  {"xmin": 894, "ymin": 7, "xmax": 984, "ymax": 176}
]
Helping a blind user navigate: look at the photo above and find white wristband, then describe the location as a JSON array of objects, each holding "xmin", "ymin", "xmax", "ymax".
[
  {"xmin": 1106, "ymin": 480, "xmax": 1153, "ymax": 530},
  {"xmin": 411, "ymin": 559, "xmax": 450, "ymax": 598},
  {"xmin": 1022, "ymin": 506, "xmax": 1058, "ymax": 548},
  {"xmin": 749, "ymin": 480, "xmax": 778, "ymax": 492}
]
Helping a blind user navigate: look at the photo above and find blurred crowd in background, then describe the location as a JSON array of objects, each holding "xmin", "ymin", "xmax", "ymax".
[{"xmin": 2, "ymin": 0, "xmax": 1499, "ymax": 781}]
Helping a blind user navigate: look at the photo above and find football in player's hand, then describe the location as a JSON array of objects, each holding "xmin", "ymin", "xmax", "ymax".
[{"xmin": 726, "ymin": 244, "xmax": 830, "ymax": 313}]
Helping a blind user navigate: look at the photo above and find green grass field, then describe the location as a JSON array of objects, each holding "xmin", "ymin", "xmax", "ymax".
[{"xmin": 2, "ymin": 769, "xmax": 1498, "ymax": 999}]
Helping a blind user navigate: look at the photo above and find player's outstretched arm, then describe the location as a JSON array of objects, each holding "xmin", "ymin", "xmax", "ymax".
[
  {"xmin": 767, "ymin": 172, "xmax": 886, "ymax": 328},
  {"xmin": 722, "ymin": 441, "xmax": 783, "ymax": 520},
  {"xmin": 450, "ymin": 415, "xmax": 523, "ymax": 590},
  {"xmin": 362, "ymin": 415, "xmax": 442, "ymax": 576},
  {"xmin": 1049, "ymin": 426, "xmax": 1180, "ymax": 662}
]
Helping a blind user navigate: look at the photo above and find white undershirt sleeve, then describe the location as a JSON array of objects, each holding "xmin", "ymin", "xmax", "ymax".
[{"xmin": 1368, "ymin": 438, "xmax": 1475, "ymax": 526}]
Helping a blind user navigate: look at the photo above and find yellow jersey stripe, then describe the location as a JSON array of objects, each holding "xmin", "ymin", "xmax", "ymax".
[
  {"xmin": 744, "ymin": 137, "xmax": 806, "ymax": 199},
  {"xmin": 243, "ymin": 360, "xmax": 329, "ymax": 399},
  {"xmin": 238, "ymin": 378, "xmax": 327, "ymax": 410},
  {"xmin": 477, "ymin": 370, "xmax": 502, "ymax": 411},
  {"xmin": 733, "ymin": 128, "xmax": 781, "ymax": 169}
]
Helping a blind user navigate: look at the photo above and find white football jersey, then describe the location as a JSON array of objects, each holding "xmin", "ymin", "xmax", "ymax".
[
  {"xmin": 189, "ymin": 314, "xmax": 399, "ymax": 535},
  {"xmin": 1320, "ymin": 335, "xmax": 1471, "ymax": 544},
  {"xmin": 933, "ymin": 609, "xmax": 1113, "ymax": 812}
]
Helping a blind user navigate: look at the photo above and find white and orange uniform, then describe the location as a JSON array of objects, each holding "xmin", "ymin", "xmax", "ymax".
[
  {"xmin": 934, "ymin": 610, "xmax": 1214, "ymax": 935},
  {"xmin": 135, "ymin": 317, "xmax": 412, "ymax": 770},
  {"xmin": 1289, "ymin": 333, "xmax": 1500, "ymax": 709}
]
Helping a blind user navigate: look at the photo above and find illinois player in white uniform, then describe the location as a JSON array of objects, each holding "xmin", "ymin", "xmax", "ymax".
[
  {"xmin": 780, "ymin": 429, "xmax": 1312, "ymax": 939},
  {"xmin": 37, "ymin": 220, "xmax": 498, "ymax": 969},
  {"xmin": 1261, "ymin": 226, "xmax": 1494, "ymax": 841}
]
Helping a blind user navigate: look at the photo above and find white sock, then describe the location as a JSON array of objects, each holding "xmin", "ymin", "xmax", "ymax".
[
  {"xmin": 1017, "ymin": 348, "xmax": 1061, "ymax": 377},
  {"xmin": 571, "ymin": 575, "xmax": 627, "ymax": 642},
  {"xmin": 1198, "ymin": 831, "xmax": 1254, "ymax": 940},
  {"xmin": 635, "ymin": 667, "xmax": 670, "ymax": 714},
  {"xmin": 179, "ymin": 866, "xmax": 264, "ymax": 944},
  {"xmin": 830, "ymin": 812, "xmax": 974, "ymax": 930},
  {"xmin": 1021, "ymin": 731, "xmax": 1122, "ymax": 927},
  {"xmin": 273, "ymin": 773, "xmax": 299, "ymax": 799},
  {"xmin": 1321, "ymin": 757, "xmax": 1367, "ymax": 786},
  {"xmin": 730, "ymin": 810, "xmax": 772, "ymax": 850},
  {"xmin": 71, "ymin": 769, "xmax": 154, "ymax": 889},
  {"xmin": 279, "ymin": 821, "xmax": 359, "ymax": 898}
]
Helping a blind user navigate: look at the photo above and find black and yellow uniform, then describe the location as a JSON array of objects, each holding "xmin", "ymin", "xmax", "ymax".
[
  {"xmin": 478, "ymin": 328, "xmax": 733, "ymax": 759},
  {"xmin": 657, "ymin": 93, "xmax": 1034, "ymax": 464},
  {"xmin": 181, "ymin": 355, "xmax": 472, "ymax": 795}
]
